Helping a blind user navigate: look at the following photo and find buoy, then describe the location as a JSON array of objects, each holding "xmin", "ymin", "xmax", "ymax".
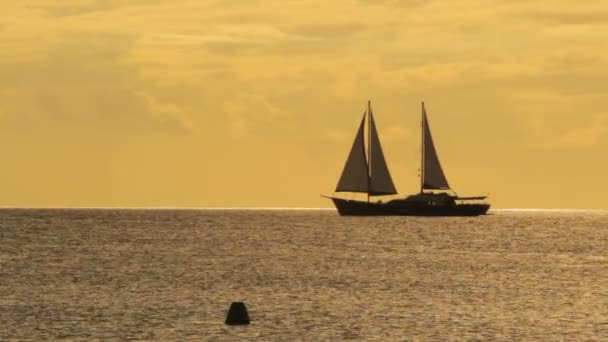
[{"xmin": 225, "ymin": 302, "xmax": 250, "ymax": 325}]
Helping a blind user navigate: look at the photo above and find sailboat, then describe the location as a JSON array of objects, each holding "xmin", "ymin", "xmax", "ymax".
[{"xmin": 324, "ymin": 101, "xmax": 490, "ymax": 216}]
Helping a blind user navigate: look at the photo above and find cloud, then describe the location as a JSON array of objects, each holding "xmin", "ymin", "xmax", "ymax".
[
  {"xmin": 282, "ymin": 23, "xmax": 366, "ymax": 39},
  {"xmin": 3, "ymin": 0, "xmax": 608, "ymax": 207},
  {"xmin": 0, "ymin": 33, "xmax": 194, "ymax": 136},
  {"xmin": 324, "ymin": 129, "xmax": 351, "ymax": 143},
  {"xmin": 27, "ymin": 0, "xmax": 121, "ymax": 17},
  {"xmin": 382, "ymin": 125, "xmax": 414, "ymax": 142},
  {"xmin": 135, "ymin": 23, "xmax": 325, "ymax": 58},
  {"xmin": 515, "ymin": 9, "xmax": 608, "ymax": 25},
  {"xmin": 129, "ymin": 90, "xmax": 195, "ymax": 135},
  {"xmin": 25, "ymin": 0, "xmax": 155, "ymax": 18},
  {"xmin": 358, "ymin": 0, "xmax": 431, "ymax": 7},
  {"xmin": 222, "ymin": 93, "xmax": 285, "ymax": 138},
  {"xmin": 526, "ymin": 113, "xmax": 608, "ymax": 149},
  {"xmin": 559, "ymin": 114, "xmax": 608, "ymax": 148}
]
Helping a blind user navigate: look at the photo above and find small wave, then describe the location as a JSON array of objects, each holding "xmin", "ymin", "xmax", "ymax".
[{"xmin": 494, "ymin": 208, "xmax": 608, "ymax": 213}]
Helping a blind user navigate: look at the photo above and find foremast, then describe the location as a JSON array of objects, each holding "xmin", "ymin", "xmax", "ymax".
[
  {"xmin": 420, "ymin": 101, "xmax": 451, "ymax": 194},
  {"xmin": 334, "ymin": 101, "xmax": 398, "ymax": 200}
]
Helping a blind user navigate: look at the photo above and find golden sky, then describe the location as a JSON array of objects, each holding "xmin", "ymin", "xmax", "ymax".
[{"xmin": 1, "ymin": 0, "xmax": 607, "ymax": 208}]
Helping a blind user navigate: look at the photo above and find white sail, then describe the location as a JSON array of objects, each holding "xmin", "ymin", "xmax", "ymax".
[
  {"xmin": 422, "ymin": 103, "xmax": 450, "ymax": 190},
  {"xmin": 335, "ymin": 113, "xmax": 370, "ymax": 193},
  {"xmin": 369, "ymin": 108, "xmax": 398, "ymax": 195}
]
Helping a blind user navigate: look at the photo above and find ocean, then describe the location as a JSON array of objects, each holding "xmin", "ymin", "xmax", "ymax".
[{"xmin": 1, "ymin": 209, "xmax": 607, "ymax": 340}]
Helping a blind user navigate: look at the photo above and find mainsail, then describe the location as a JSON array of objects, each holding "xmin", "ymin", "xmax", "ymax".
[
  {"xmin": 335, "ymin": 102, "xmax": 398, "ymax": 196},
  {"xmin": 368, "ymin": 108, "xmax": 398, "ymax": 195},
  {"xmin": 421, "ymin": 102, "xmax": 450, "ymax": 190},
  {"xmin": 335, "ymin": 113, "xmax": 369, "ymax": 193}
]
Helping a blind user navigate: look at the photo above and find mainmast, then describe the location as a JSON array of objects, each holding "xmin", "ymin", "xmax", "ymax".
[
  {"xmin": 419, "ymin": 101, "xmax": 451, "ymax": 192},
  {"xmin": 367, "ymin": 100, "xmax": 372, "ymax": 203},
  {"xmin": 420, "ymin": 101, "xmax": 425, "ymax": 194}
]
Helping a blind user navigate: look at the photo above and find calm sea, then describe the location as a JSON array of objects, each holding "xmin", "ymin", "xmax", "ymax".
[{"xmin": 1, "ymin": 209, "xmax": 607, "ymax": 340}]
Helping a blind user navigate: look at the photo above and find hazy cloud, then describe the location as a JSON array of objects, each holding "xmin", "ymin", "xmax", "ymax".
[
  {"xmin": 222, "ymin": 93, "xmax": 286, "ymax": 138},
  {"xmin": 525, "ymin": 113, "xmax": 608, "ymax": 149},
  {"xmin": 515, "ymin": 9, "xmax": 608, "ymax": 25},
  {"xmin": 2, "ymin": 0, "xmax": 608, "ymax": 207},
  {"xmin": 0, "ymin": 33, "xmax": 193, "ymax": 135},
  {"xmin": 559, "ymin": 114, "xmax": 608, "ymax": 148},
  {"xmin": 28, "ymin": 1, "xmax": 116, "ymax": 17},
  {"xmin": 283, "ymin": 23, "xmax": 366, "ymax": 38},
  {"xmin": 26, "ymin": 0, "xmax": 156, "ymax": 17},
  {"xmin": 358, "ymin": 0, "xmax": 431, "ymax": 7}
]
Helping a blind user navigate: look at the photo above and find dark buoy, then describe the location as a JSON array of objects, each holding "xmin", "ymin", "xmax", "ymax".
[{"xmin": 225, "ymin": 302, "xmax": 250, "ymax": 325}]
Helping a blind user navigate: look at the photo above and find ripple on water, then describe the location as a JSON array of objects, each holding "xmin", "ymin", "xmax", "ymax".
[{"xmin": 0, "ymin": 209, "xmax": 607, "ymax": 340}]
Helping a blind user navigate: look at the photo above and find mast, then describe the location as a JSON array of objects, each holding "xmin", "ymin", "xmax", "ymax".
[
  {"xmin": 420, "ymin": 101, "xmax": 425, "ymax": 194},
  {"xmin": 367, "ymin": 100, "xmax": 372, "ymax": 203},
  {"xmin": 420, "ymin": 101, "xmax": 451, "ymax": 192},
  {"xmin": 334, "ymin": 112, "xmax": 369, "ymax": 194},
  {"xmin": 367, "ymin": 101, "xmax": 398, "ymax": 197},
  {"xmin": 335, "ymin": 99, "xmax": 397, "ymax": 198}
]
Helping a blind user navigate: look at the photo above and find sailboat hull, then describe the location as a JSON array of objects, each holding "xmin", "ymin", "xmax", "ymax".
[{"xmin": 330, "ymin": 197, "xmax": 490, "ymax": 216}]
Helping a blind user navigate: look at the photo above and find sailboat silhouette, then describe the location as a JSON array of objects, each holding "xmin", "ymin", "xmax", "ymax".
[{"xmin": 324, "ymin": 101, "xmax": 490, "ymax": 216}]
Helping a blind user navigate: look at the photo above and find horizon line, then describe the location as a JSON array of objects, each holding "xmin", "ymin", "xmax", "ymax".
[{"xmin": 0, "ymin": 206, "xmax": 607, "ymax": 212}]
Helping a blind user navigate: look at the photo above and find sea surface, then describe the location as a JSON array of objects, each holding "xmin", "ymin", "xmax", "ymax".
[{"xmin": 1, "ymin": 208, "xmax": 607, "ymax": 340}]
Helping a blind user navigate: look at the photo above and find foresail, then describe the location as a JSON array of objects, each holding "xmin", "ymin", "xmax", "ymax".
[
  {"xmin": 422, "ymin": 104, "xmax": 450, "ymax": 190},
  {"xmin": 369, "ymin": 110, "xmax": 398, "ymax": 195},
  {"xmin": 335, "ymin": 113, "xmax": 370, "ymax": 193}
]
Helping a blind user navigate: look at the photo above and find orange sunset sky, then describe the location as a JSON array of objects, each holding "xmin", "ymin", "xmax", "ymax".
[{"xmin": 1, "ymin": 0, "xmax": 607, "ymax": 208}]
